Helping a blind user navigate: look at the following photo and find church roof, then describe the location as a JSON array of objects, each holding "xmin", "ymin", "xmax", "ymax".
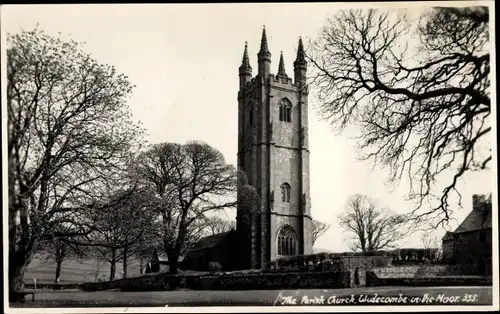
[{"xmin": 189, "ymin": 230, "xmax": 235, "ymax": 252}]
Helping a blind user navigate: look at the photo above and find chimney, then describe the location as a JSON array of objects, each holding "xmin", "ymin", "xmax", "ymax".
[{"xmin": 472, "ymin": 194, "xmax": 488, "ymax": 212}]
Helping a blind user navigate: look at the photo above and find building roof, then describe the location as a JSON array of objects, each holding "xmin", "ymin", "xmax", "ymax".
[
  {"xmin": 157, "ymin": 252, "xmax": 185, "ymax": 263},
  {"xmin": 453, "ymin": 194, "xmax": 492, "ymax": 234},
  {"xmin": 189, "ymin": 230, "xmax": 234, "ymax": 252},
  {"xmin": 442, "ymin": 231, "xmax": 454, "ymax": 241}
]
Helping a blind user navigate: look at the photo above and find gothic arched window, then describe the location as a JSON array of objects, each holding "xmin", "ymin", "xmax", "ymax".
[
  {"xmin": 277, "ymin": 225, "xmax": 297, "ymax": 256},
  {"xmin": 279, "ymin": 98, "xmax": 292, "ymax": 123},
  {"xmin": 281, "ymin": 183, "xmax": 291, "ymax": 203}
]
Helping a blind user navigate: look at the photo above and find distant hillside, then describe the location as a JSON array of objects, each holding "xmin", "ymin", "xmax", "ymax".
[{"xmin": 24, "ymin": 253, "xmax": 144, "ymax": 285}]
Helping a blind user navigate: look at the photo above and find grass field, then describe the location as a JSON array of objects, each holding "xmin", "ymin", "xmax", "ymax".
[
  {"xmin": 25, "ymin": 247, "xmax": 333, "ymax": 285},
  {"xmin": 25, "ymin": 253, "xmax": 143, "ymax": 285}
]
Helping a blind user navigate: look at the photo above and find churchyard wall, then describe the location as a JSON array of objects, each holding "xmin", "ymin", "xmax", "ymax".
[
  {"xmin": 372, "ymin": 264, "xmax": 480, "ymax": 278},
  {"xmin": 366, "ymin": 272, "xmax": 493, "ymax": 287},
  {"xmin": 79, "ymin": 255, "xmax": 491, "ymax": 292},
  {"xmin": 79, "ymin": 270, "xmax": 350, "ymax": 292},
  {"xmin": 266, "ymin": 254, "xmax": 391, "ymax": 271}
]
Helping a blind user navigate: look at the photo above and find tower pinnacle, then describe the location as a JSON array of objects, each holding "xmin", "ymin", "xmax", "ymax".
[
  {"xmin": 239, "ymin": 41, "xmax": 252, "ymax": 73},
  {"xmin": 294, "ymin": 36, "xmax": 307, "ymax": 68},
  {"xmin": 239, "ymin": 41, "xmax": 252, "ymax": 89},
  {"xmin": 277, "ymin": 51, "xmax": 288, "ymax": 79},
  {"xmin": 258, "ymin": 26, "xmax": 271, "ymax": 61},
  {"xmin": 294, "ymin": 37, "xmax": 307, "ymax": 85}
]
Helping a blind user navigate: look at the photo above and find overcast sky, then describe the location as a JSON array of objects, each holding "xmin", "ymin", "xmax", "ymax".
[{"xmin": 1, "ymin": 2, "xmax": 494, "ymax": 252}]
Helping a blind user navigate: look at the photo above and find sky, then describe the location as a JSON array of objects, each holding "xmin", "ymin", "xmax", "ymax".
[{"xmin": 1, "ymin": 2, "xmax": 495, "ymax": 252}]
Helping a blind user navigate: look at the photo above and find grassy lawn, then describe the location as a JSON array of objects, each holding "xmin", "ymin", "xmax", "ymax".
[
  {"xmin": 25, "ymin": 254, "xmax": 143, "ymax": 285},
  {"xmin": 9, "ymin": 286, "xmax": 494, "ymax": 307}
]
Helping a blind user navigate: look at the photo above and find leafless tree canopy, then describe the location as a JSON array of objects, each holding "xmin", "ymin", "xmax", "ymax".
[
  {"xmin": 130, "ymin": 141, "xmax": 238, "ymax": 273},
  {"xmin": 309, "ymin": 7, "xmax": 490, "ymax": 227},
  {"xmin": 420, "ymin": 233, "xmax": 442, "ymax": 260},
  {"xmin": 203, "ymin": 216, "xmax": 236, "ymax": 236},
  {"xmin": 421, "ymin": 233, "xmax": 439, "ymax": 250},
  {"xmin": 338, "ymin": 194, "xmax": 408, "ymax": 253},
  {"xmin": 7, "ymin": 28, "xmax": 143, "ymax": 299},
  {"xmin": 312, "ymin": 219, "xmax": 330, "ymax": 246}
]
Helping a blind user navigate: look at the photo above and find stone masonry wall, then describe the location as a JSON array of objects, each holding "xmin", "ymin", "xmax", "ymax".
[{"xmin": 79, "ymin": 271, "xmax": 350, "ymax": 292}]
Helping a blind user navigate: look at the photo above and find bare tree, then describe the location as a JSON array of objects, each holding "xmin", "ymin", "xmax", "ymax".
[
  {"xmin": 203, "ymin": 216, "xmax": 236, "ymax": 236},
  {"xmin": 130, "ymin": 141, "xmax": 238, "ymax": 274},
  {"xmin": 81, "ymin": 187, "xmax": 155, "ymax": 280},
  {"xmin": 421, "ymin": 233, "xmax": 439, "ymax": 250},
  {"xmin": 308, "ymin": 7, "xmax": 490, "ymax": 227},
  {"xmin": 43, "ymin": 239, "xmax": 70, "ymax": 284},
  {"xmin": 421, "ymin": 233, "xmax": 440, "ymax": 259},
  {"xmin": 7, "ymin": 28, "xmax": 143, "ymax": 301},
  {"xmin": 338, "ymin": 194, "xmax": 407, "ymax": 253},
  {"xmin": 312, "ymin": 219, "xmax": 330, "ymax": 246},
  {"xmin": 38, "ymin": 225, "xmax": 88, "ymax": 285}
]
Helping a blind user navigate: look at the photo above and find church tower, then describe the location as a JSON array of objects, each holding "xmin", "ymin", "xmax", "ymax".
[{"xmin": 236, "ymin": 28, "xmax": 313, "ymax": 269}]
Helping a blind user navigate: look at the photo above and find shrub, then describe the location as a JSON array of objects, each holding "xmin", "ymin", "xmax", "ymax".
[{"xmin": 208, "ymin": 262, "xmax": 222, "ymax": 272}]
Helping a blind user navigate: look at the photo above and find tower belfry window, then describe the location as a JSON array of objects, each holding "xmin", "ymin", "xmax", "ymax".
[
  {"xmin": 281, "ymin": 183, "xmax": 291, "ymax": 203},
  {"xmin": 279, "ymin": 98, "xmax": 292, "ymax": 123},
  {"xmin": 277, "ymin": 225, "xmax": 297, "ymax": 256}
]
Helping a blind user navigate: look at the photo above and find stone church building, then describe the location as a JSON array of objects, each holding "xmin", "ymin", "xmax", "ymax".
[{"xmin": 183, "ymin": 28, "xmax": 313, "ymax": 271}]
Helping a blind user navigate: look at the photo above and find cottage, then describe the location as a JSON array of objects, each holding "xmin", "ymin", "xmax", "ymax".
[{"xmin": 442, "ymin": 194, "xmax": 492, "ymax": 275}]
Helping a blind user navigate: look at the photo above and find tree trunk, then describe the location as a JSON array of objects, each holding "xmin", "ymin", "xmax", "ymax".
[
  {"xmin": 54, "ymin": 241, "xmax": 66, "ymax": 284},
  {"xmin": 165, "ymin": 247, "xmax": 179, "ymax": 274},
  {"xmin": 9, "ymin": 260, "xmax": 27, "ymax": 303},
  {"xmin": 109, "ymin": 249, "xmax": 116, "ymax": 281},
  {"xmin": 166, "ymin": 219, "xmax": 188, "ymax": 274},
  {"xmin": 122, "ymin": 246, "xmax": 128, "ymax": 279},
  {"xmin": 9, "ymin": 249, "xmax": 36, "ymax": 303},
  {"xmin": 140, "ymin": 256, "xmax": 143, "ymax": 275},
  {"xmin": 54, "ymin": 259, "xmax": 63, "ymax": 284}
]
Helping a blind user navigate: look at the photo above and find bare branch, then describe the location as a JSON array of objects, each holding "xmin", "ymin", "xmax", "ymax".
[{"xmin": 309, "ymin": 7, "xmax": 491, "ymax": 226}]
